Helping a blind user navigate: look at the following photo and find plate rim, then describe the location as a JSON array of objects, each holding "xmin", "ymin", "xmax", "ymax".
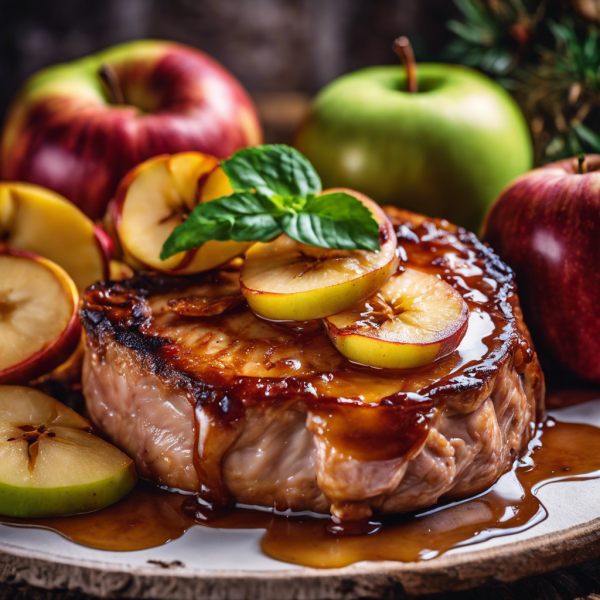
[{"xmin": 2, "ymin": 512, "xmax": 600, "ymax": 598}]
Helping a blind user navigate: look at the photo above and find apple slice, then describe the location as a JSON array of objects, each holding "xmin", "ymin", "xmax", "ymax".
[
  {"xmin": 113, "ymin": 152, "xmax": 251, "ymax": 274},
  {"xmin": 325, "ymin": 268, "xmax": 469, "ymax": 369},
  {"xmin": 0, "ymin": 250, "xmax": 81, "ymax": 385},
  {"xmin": 0, "ymin": 182, "xmax": 111, "ymax": 291},
  {"xmin": 239, "ymin": 190, "xmax": 400, "ymax": 321},
  {"xmin": 109, "ymin": 259, "xmax": 135, "ymax": 281},
  {"xmin": 0, "ymin": 386, "xmax": 136, "ymax": 517}
]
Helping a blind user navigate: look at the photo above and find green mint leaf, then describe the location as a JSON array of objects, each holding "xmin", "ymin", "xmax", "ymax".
[
  {"xmin": 160, "ymin": 192, "xmax": 281, "ymax": 259},
  {"xmin": 222, "ymin": 145, "xmax": 322, "ymax": 199},
  {"xmin": 160, "ymin": 144, "xmax": 384, "ymax": 260},
  {"xmin": 271, "ymin": 195, "xmax": 308, "ymax": 213},
  {"xmin": 280, "ymin": 192, "xmax": 381, "ymax": 252}
]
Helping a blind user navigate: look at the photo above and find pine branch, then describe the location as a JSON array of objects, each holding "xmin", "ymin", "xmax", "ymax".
[{"xmin": 444, "ymin": 0, "xmax": 600, "ymax": 162}]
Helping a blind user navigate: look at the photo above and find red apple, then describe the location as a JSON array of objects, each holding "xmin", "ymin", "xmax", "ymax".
[
  {"xmin": 0, "ymin": 40, "xmax": 262, "ymax": 220},
  {"xmin": 0, "ymin": 249, "xmax": 81, "ymax": 385},
  {"xmin": 482, "ymin": 155, "xmax": 600, "ymax": 383}
]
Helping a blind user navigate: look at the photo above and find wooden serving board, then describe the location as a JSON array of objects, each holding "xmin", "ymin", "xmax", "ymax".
[{"xmin": 2, "ymin": 399, "xmax": 600, "ymax": 599}]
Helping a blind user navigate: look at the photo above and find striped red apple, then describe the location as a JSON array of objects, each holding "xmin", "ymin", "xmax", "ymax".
[
  {"xmin": 1, "ymin": 40, "xmax": 262, "ymax": 219},
  {"xmin": 483, "ymin": 155, "xmax": 600, "ymax": 383}
]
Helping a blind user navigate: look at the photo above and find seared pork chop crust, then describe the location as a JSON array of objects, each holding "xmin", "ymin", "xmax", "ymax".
[{"xmin": 81, "ymin": 208, "xmax": 545, "ymax": 520}]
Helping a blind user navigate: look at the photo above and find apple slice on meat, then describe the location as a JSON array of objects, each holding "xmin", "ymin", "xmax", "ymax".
[
  {"xmin": 0, "ymin": 386, "xmax": 136, "ymax": 517},
  {"xmin": 0, "ymin": 182, "xmax": 111, "ymax": 291},
  {"xmin": 325, "ymin": 268, "xmax": 469, "ymax": 369},
  {"xmin": 239, "ymin": 191, "xmax": 400, "ymax": 321},
  {"xmin": 0, "ymin": 250, "xmax": 81, "ymax": 385},
  {"xmin": 113, "ymin": 152, "xmax": 251, "ymax": 274}
]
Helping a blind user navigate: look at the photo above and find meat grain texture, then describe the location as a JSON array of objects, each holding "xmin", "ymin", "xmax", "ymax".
[{"xmin": 82, "ymin": 208, "xmax": 544, "ymax": 520}]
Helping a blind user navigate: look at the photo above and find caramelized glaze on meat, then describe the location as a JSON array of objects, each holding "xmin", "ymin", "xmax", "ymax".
[{"xmin": 81, "ymin": 208, "xmax": 545, "ymax": 520}]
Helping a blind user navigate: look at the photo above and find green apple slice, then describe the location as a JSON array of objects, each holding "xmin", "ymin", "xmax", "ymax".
[{"xmin": 0, "ymin": 386, "xmax": 137, "ymax": 518}]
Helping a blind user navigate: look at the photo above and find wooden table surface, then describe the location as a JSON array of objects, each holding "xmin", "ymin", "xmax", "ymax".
[
  {"xmin": 2, "ymin": 94, "xmax": 600, "ymax": 600},
  {"xmin": 3, "ymin": 557, "xmax": 600, "ymax": 599}
]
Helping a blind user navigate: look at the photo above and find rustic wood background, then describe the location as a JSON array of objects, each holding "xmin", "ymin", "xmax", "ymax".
[{"xmin": 0, "ymin": 0, "xmax": 456, "ymax": 117}]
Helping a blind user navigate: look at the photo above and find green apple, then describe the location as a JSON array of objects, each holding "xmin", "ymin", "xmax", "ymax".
[
  {"xmin": 0, "ymin": 386, "xmax": 137, "ymax": 518},
  {"xmin": 294, "ymin": 42, "xmax": 532, "ymax": 230}
]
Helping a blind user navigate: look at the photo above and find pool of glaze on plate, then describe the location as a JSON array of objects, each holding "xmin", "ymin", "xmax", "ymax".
[{"xmin": 3, "ymin": 397, "xmax": 600, "ymax": 569}]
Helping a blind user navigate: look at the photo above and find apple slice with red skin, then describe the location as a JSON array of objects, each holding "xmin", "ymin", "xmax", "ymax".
[
  {"xmin": 0, "ymin": 249, "xmax": 81, "ymax": 385},
  {"xmin": 94, "ymin": 226, "xmax": 115, "ymax": 272},
  {"xmin": 0, "ymin": 182, "xmax": 111, "ymax": 291},
  {"xmin": 112, "ymin": 152, "xmax": 251, "ymax": 274},
  {"xmin": 240, "ymin": 190, "xmax": 400, "ymax": 321},
  {"xmin": 325, "ymin": 267, "xmax": 469, "ymax": 369}
]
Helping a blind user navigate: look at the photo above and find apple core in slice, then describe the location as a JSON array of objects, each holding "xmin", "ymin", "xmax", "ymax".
[
  {"xmin": 115, "ymin": 152, "xmax": 251, "ymax": 274},
  {"xmin": 0, "ymin": 386, "xmax": 137, "ymax": 518},
  {"xmin": 325, "ymin": 267, "xmax": 469, "ymax": 369},
  {"xmin": 0, "ymin": 251, "xmax": 81, "ymax": 385},
  {"xmin": 240, "ymin": 190, "xmax": 400, "ymax": 321}
]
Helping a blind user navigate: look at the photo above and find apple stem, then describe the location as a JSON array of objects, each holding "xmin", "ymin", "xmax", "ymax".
[
  {"xmin": 98, "ymin": 64, "xmax": 125, "ymax": 105},
  {"xmin": 392, "ymin": 36, "xmax": 418, "ymax": 93},
  {"xmin": 578, "ymin": 153, "xmax": 588, "ymax": 174}
]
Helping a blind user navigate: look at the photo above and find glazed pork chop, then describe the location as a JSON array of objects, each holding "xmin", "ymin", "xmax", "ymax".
[{"xmin": 81, "ymin": 208, "xmax": 544, "ymax": 521}]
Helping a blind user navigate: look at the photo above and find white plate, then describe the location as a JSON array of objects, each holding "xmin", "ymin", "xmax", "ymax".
[{"xmin": 2, "ymin": 399, "xmax": 600, "ymax": 599}]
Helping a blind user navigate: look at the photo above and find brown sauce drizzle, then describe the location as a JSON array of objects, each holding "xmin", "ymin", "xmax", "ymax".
[
  {"xmin": 3, "ymin": 412, "xmax": 600, "ymax": 568},
  {"xmin": 80, "ymin": 209, "xmax": 542, "ymax": 519}
]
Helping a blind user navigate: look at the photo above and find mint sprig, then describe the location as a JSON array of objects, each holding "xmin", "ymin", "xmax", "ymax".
[{"xmin": 160, "ymin": 145, "xmax": 380, "ymax": 260}]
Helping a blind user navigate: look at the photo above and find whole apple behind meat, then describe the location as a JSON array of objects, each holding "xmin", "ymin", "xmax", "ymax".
[
  {"xmin": 482, "ymin": 155, "xmax": 600, "ymax": 383},
  {"xmin": 295, "ymin": 37, "xmax": 533, "ymax": 230},
  {"xmin": 0, "ymin": 40, "xmax": 262, "ymax": 219}
]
